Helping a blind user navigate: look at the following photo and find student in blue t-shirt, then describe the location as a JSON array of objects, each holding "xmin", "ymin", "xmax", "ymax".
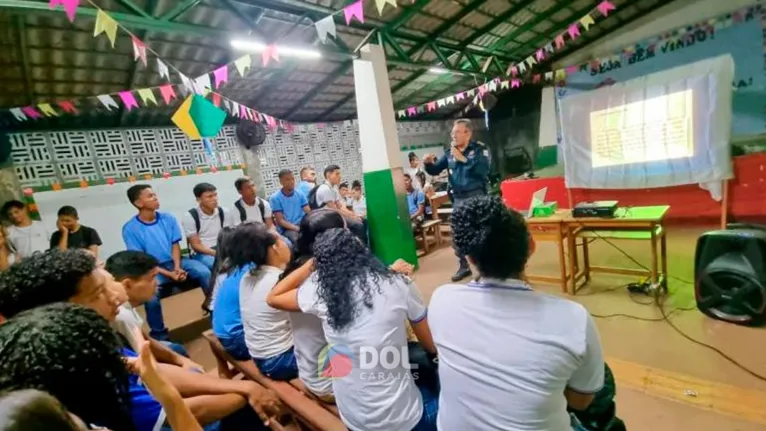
[
  {"xmin": 405, "ymin": 173, "xmax": 426, "ymax": 230},
  {"xmin": 122, "ymin": 184, "xmax": 212, "ymax": 340},
  {"xmin": 212, "ymin": 262, "xmax": 254, "ymax": 361},
  {"xmin": 269, "ymin": 169, "xmax": 310, "ymax": 245}
]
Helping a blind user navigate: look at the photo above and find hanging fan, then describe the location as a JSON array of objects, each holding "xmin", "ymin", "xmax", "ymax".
[{"xmin": 236, "ymin": 120, "xmax": 266, "ymax": 150}]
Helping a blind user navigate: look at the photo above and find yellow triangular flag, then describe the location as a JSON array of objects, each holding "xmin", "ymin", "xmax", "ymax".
[
  {"xmin": 94, "ymin": 9, "xmax": 118, "ymax": 47},
  {"xmin": 38, "ymin": 103, "xmax": 58, "ymax": 117},
  {"xmin": 234, "ymin": 55, "xmax": 252, "ymax": 77},
  {"xmin": 374, "ymin": 0, "xmax": 397, "ymax": 15},
  {"xmin": 171, "ymin": 96, "xmax": 201, "ymax": 140},
  {"xmin": 137, "ymin": 88, "xmax": 158, "ymax": 106},
  {"xmin": 579, "ymin": 14, "xmax": 595, "ymax": 31}
]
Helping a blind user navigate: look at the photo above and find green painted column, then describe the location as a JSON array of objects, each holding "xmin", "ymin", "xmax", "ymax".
[{"xmin": 353, "ymin": 44, "xmax": 418, "ymax": 267}]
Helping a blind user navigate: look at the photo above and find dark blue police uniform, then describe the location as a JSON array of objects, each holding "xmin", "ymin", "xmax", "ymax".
[{"xmin": 424, "ymin": 140, "xmax": 490, "ymax": 277}]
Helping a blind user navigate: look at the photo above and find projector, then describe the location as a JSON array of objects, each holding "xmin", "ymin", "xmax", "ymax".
[{"xmin": 573, "ymin": 201, "xmax": 618, "ymax": 218}]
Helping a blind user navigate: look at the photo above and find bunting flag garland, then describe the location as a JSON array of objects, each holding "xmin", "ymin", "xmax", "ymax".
[
  {"xmin": 159, "ymin": 85, "xmax": 176, "ymax": 104},
  {"xmin": 38, "ymin": 103, "xmax": 58, "ymax": 117},
  {"xmin": 21, "ymin": 106, "xmax": 42, "ymax": 119},
  {"xmin": 9, "ymin": 108, "xmax": 26, "ymax": 121},
  {"xmin": 212, "ymin": 92, "xmax": 221, "ymax": 107},
  {"xmin": 49, "ymin": 0, "xmax": 80, "ymax": 22},
  {"xmin": 597, "ymin": 0, "xmax": 616, "ymax": 17},
  {"xmin": 261, "ymin": 45, "xmax": 280, "ymax": 66},
  {"xmin": 374, "ymin": 0, "xmax": 397, "ymax": 15},
  {"xmin": 535, "ymin": 49, "xmax": 545, "ymax": 61},
  {"xmin": 234, "ymin": 55, "xmax": 252, "ymax": 77},
  {"xmin": 193, "ymin": 74, "xmax": 211, "ymax": 94},
  {"xmin": 315, "ymin": 16, "xmax": 337, "ymax": 43},
  {"xmin": 579, "ymin": 14, "xmax": 595, "ymax": 31},
  {"xmin": 179, "ymin": 74, "xmax": 194, "ymax": 95},
  {"xmin": 138, "ymin": 88, "xmax": 158, "ymax": 106},
  {"xmin": 567, "ymin": 23, "xmax": 581, "ymax": 39},
  {"xmin": 157, "ymin": 59, "xmax": 170, "ymax": 80},
  {"xmin": 344, "ymin": 0, "xmax": 364, "ymax": 25},
  {"xmin": 554, "ymin": 34, "xmax": 565, "ymax": 49},
  {"xmin": 58, "ymin": 100, "xmax": 77, "ymax": 114},
  {"xmin": 93, "ymin": 9, "xmax": 118, "ymax": 47},
  {"xmin": 131, "ymin": 36, "xmax": 147, "ymax": 66},
  {"xmin": 213, "ymin": 66, "xmax": 229, "ymax": 89},
  {"xmin": 97, "ymin": 94, "xmax": 119, "ymax": 111},
  {"xmin": 118, "ymin": 91, "xmax": 139, "ymax": 110}
]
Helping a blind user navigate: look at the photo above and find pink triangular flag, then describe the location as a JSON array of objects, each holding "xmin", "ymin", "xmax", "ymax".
[
  {"xmin": 49, "ymin": 0, "xmax": 79, "ymax": 23},
  {"xmin": 261, "ymin": 45, "xmax": 280, "ymax": 67},
  {"xmin": 456, "ymin": 92, "xmax": 465, "ymax": 101},
  {"xmin": 407, "ymin": 106, "xmax": 416, "ymax": 116},
  {"xmin": 344, "ymin": 0, "xmax": 364, "ymax": 25},
  {"xmin": 213, "ymin": 66, "xmax": 229, "ymax": 88},
  {"xmin": 426, "ymin": 101, "xmax": 436, "ymax": 112},
  {"xmin": 159, "ymin": 85, "xmax": 176, "ymax": 104},
  {"xmin": 239, "ymin": 104, "xmax": 247, "ymax": 118},
  {"xmin": 533, "ymin": 74, "xmax": 541, "ymax": 84},
  {"xmin": 597, "ymin": 1, "xmax": 616, "ymax": 17},
  {"xmin": 58, "ymin": 100, "xmax": 78, "ymax": 114},
  {"xmin": 21, "ymin": 106, "xmax": 42, "ymax": 119},
  {"xmin": 555, "ymin": 34, "xmax": 565, "ymax": 49},
  {"xmin": 118, "ymin": 91, "xmax": 139, "ymax": 110},
  {"xmin": 510, "ymin": 66, "xmax": 518, "ymax": 76},
  {"xmin": 536, "ymin": 49, "xmax": 545, "ymax": 61},
  {"xmin": 568, "ymin": 23, "xmax": 580, "ymax": 39},
  {"xmin": 511, "ymin": 79, "xmax": 521, "ymax": 88},
  {"xmin": 478, "ymin": 84, "xmax": 487, "ymax": 95},
  {"xmin": 265, "ymin": 115, "xmax": 277, "ymax": 129},
  {"xmin": 131, "ymin": 36, "xmax": 147, "ymax": 66},
  {"xmin": 212, "ymin": 93, "xmax": 221, "ymax": 107}
]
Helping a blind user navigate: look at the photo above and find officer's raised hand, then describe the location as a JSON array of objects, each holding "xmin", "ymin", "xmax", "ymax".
[
  {"xmin": 423, "ymin": 154, "xmax": 437, "ymax": 165},
  {"xmin": 450, "ymin": 146, "xmax": 467, "ymax": 163}
]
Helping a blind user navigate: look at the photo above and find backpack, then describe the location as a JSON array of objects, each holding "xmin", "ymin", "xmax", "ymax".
[
  {"xmin": 234, "ymin": 198, "xmax": 266, "ymax": 223},
  {"xmin": 307, "ymin": 184, "xmax": 326, "ymax": 210},
  {"xmin": 188, "ymin": 207, "xmax": 225, "ymax": 233}
]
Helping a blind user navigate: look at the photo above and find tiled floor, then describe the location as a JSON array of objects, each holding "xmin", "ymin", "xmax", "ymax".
[{"xmin": 165, "ymin": 226, "xmax": 766, "ymax": 430}]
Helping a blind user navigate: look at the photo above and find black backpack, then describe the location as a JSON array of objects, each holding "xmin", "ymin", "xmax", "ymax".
[
  {"xmin": 234, "ymin": 198, "xmax": 266, "ymax": 223},
  {"xmin": 188, "ymin": 207, "xmax": 225, "ymax": 233},
  {"xmin": 307, "ymin": 184, "xmax": 327, "ymax": 210}
]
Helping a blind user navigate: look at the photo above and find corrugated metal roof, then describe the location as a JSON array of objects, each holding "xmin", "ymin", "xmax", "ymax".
[{"xmin": 0, "ymin": 0, "xmax": 672, "ymax": 130}]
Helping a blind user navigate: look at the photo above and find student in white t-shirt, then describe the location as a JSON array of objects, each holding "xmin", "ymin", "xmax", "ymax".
[
  {"xmin": 349, "ymin": 180, "xmax": 367, "ymax": 218},
  {"xmin": 232, "ymin": 222, "xmax": 299, "ymax": 381},
  {"xmin": 428, "ymin": 196, "xmax": 605, "ymax": 431},
  {"xmin": 268, "ymin": 227, "xmax": 437, "ymax": 431},
  {"xmin": 230, "ymin": 177, "xmax": 274, "ymax": 228},
  {"xmin": 314, "ymin": 165, "xmax": 367, "ymax": 244},
  {"xmin": 182, "ymin": 183, "xmax": 234, "ymax": 274},
  {"xmin": 1, "ymin": 200, "xmax": 50, "ymax": 260}
]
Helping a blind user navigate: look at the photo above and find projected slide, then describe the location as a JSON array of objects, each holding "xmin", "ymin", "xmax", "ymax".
[{"xmin": 589, "ymin": 90, "xmax": 694, "ymax": 168}]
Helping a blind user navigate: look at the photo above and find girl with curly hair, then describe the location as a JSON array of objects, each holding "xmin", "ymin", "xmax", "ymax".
[
  {"xmin": 268, "ymin": 227, "xmax": 437, "ymax": 431},
  {"xmin": 234, "ymin": 223, "xmax": 298, "ymax": 381}
]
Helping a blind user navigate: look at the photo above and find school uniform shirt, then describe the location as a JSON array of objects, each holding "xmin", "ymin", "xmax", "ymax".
[
  {"xmin": 210, "ymin": 273, "xmax": 229, "ymax": 312},
  {"xmin": 428, "ymin": 278, "xmax": 605, "ymax": 431},
  {"xmin": 121, "ymin": 348, "xmax": 166, "ymax": 431},
  {"xmin": 314, "ymin": 183, "xmax": 341, "ymax": 208},
  {"xmin": 405, "ymin": 166, "xmax": 424, "ymax": 190},
  {"xmin": 7, "ymin": 221, "xmax": 49, "ymax": 258},
  {"xmin": 49, "ymin": 225, "xmax": 102, "ymax": 251},
  {"xmin": 181, "ymin": 207, "xmax": 233, "ymax": 249},
  {"xmin": 269, "ymin": 189, "xmax": 308, "ymax": 234},
  {"xmin": 406, "ymin": 189, "xmax": 425, "ymax": 216},
  {"xmin": 297, "ymin": 181, "xmax": 315, "ymax": 197},
  {"xmin": 230, "ymin": 198, "xmax": 273, "ymax": 225},
  {"xmin": 289, "ymin": 277, "xmax": 333, "ymax": 397},
  {"xmin": 122, "ymin": 212, "xmax": 182, "ymax": 265},
  {"xmin": 351, "ymin": 197, "xmax": 367, "ymax": 217},
  {"xmin": 212, "ymin": 264, "xmax": 253, "ymax": 342},
  {"xmin": 240, "ymin": 266, "xmax": 294, "ymax": 359},
  {"xmin": 112, "ymin": 303, "xmax": 145, "ymax": 352},
  {"xmin": 297, "ymin": 274, "xmax": 427, "ymax": 431}
]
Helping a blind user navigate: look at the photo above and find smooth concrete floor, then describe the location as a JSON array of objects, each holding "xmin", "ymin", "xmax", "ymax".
[{"xmin": 174, "ymin": 226, "xmax": 766, "ymax": 430}]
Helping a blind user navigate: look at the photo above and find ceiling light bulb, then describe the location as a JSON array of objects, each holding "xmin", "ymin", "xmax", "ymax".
[{"xmin": 230, "ymin": 39, "xmax": 321, "ymax": 59}]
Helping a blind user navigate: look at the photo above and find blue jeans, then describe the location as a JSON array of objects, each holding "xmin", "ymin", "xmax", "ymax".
[
  {"xmin": 254, "ymin": 347, "xmax": 299, "ymax": 381},
  {"xmin": 145, "ymin": 259, "xmax": 212, "ymax": 340},
  {"xmin": 160, "ymin": 340, "xmax": 189, "ymax": 358},
  {"xmin": 411, "ymin": 382, "xmax": 438, "ymax": 431},
  {"xmin": 219, "ymin": 333, "xmax": 250, "ymax": 361},
  {"xmin": 192, "ymin": 253, "xmax": 216, "ymax": 272}
]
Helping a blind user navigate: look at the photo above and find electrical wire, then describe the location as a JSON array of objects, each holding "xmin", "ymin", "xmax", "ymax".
[{"xmin": 578, "ymin": 225, "xmax": 766, "ymax": 382}]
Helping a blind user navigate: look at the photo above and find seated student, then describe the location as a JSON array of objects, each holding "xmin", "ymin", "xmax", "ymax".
[
  {"xmin": 269, "ymin": 169, "xmax": 310, "ymax": 245},
  {"xmin": 1, "ymin": 200, "xmax": 49, "ymax": 261},
  {"xmin": 296, "ymin": 167, "xmax": 316, "ymax": 197},
  {"xmin": 349, "ymin": 180, "xmax": 367, "ymax": 218},
  {"xmin": 49, "ymin": 205, "xmax": 102, "ymax": 258},
  {"xmin": 0, "ymin": 304, "xmax": 279, "ymax": 431},
  {"xmin": 338, "ymin": 182, "xmax": 352, "ymax": 209},
  {"xmin": 122, "ymin": 184, "xmax": 212, "ymax": 339},
  {"xmin": 230, "ymin": 177, "xmax": 274, "ymax": 228},
  {"xmin": 404, "ymin": 174, "xmax": 426, "ymax": 229},
  {"xmin": 209, "ymin": 226, "xmax": 237, "ymax": 313},
  {"xmin": 106, "ymin": 250, "xmax": 201, "ymax": 366},
  {"xmin": 428, "ymin": 196, "xmax": 605, "ymax": 431},
  {"xmin": 406, "ymin": 152, "xmax": 425, "ymax": 190},
  {"xmin": 312, "ymin": 165, "xmax": 367, "ymax": 243},
  {"xmin": 182, "ymin": 182, "xmax": 234, "ymax": 271},
  {"xmin": 268, "ymin": 228, "xmax": 438, "ymax": 431},
  {"xmin": 235, "ymin": 222, "xmax": 298, "ymax": 381}
]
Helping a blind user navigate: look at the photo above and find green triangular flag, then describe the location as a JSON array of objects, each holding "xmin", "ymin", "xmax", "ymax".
[{"xmin": 189, "ymin": 94, "xmax": 226, "ymax": 138}]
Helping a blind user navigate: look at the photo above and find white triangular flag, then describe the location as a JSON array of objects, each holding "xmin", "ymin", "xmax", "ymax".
[
  {"xmin": 194, "ymin": 74, "xmax": 211, "ymax": 94},
  {"xmin": 445, "ymin": 96, "xmax": 455, "ymax": 104},
  {"xmin": 488, "ymin": 80, "xmax": 497, "ymax": 91},
  {"xmin": 157, "ymin": 59, "xmax": 170, "ymax": 80},
  {"xmin": 180, "ymin": 74, "xmax": 193, "ymax": 95},
  {"xmin": 224, "ymin": 100, "xmax": 232, "ymax": 112},
  {"xmin": 9, "ymin": 108, "xmax": 26, "ymax": 121},
  {"xmin": 97, "ymin": 95, "xmax": 119, "ymax": 111},
  {"xmin": 397, "ymin": 110, "xmax": 406, "ymax": 118},
  {"xmin": 315, "ymin": 16, "xmax": 337, "ymax": 43}
]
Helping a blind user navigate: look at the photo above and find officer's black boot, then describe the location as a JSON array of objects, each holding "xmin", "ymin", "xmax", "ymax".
[{"xmin": 451, "ymin": 256, "xmax": 472, "ymax": 282}]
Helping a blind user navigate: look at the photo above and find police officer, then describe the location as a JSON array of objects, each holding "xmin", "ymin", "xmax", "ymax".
[{"xmin": 424, "ymin": 118, "xmax": 490, "ymax": 282}]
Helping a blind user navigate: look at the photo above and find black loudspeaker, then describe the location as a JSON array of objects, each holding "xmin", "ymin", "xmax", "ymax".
[{"xmin": 694, "ymin": 224, "xmax": 766, "ymax": 326}]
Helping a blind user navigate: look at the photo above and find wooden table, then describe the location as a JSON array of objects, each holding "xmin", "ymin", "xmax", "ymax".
[
  {"xmin": 563, "ymin": 206, "xmax": 670, "ymax": 294},
  {"xmin": 526, "ymin": 210, "xmax": 574, "ymax": 293}
]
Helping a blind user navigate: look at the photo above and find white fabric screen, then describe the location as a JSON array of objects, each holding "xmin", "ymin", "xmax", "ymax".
[{"xmin": 558, "ymin": 55, "xmax": 734, "ymax": 196}]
